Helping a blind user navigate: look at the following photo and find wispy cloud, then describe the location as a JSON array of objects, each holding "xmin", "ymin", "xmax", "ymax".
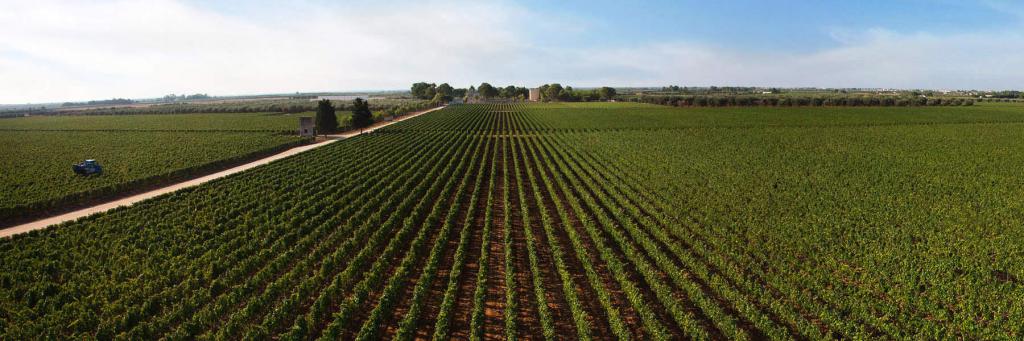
[
  {"xmin": 0, "ymin": 0, "xmax": 1021, "ymax": 104},
  {"xmin": 559, "ymin": 28, "xmax": 1024, "ymax": 90},
  {"xmin": 981, "ymin": 0, "xmax": 1024, "ymax": 19}
]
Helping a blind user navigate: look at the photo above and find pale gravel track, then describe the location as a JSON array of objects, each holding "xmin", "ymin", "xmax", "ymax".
[{"xmin": 1, "ymin": 106, "xmax": 445, "ymax": 238}]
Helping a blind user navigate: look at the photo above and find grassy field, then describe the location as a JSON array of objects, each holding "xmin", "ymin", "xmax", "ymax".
[{"xmin": 1, "ymin": 103, "xmax": 1023, "ymax": 339}]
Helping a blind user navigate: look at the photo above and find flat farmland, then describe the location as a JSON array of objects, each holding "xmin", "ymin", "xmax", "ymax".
[
  {"xmin": 0, "ymin": 113, "xmax": 308, "ymax": 223},
  {"xmin": 0, "ymin": 112, "xmax": 312, "ymax": 132},
  {"xmin": 1, "ymin": 103, "xmax": 1023, "ymax": 339}
]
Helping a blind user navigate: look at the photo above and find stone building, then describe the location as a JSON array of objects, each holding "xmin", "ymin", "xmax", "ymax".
[{"xmin": 298, "ymin": 117, "xmax": 315, "ymax": 137}]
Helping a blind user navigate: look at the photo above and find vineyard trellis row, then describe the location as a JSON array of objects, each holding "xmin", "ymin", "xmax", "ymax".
[{"xmin": 2, "ymin": 103, "xmax": 1023, "ymax": 340}]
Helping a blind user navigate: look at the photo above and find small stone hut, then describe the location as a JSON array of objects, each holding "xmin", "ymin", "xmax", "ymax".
[{"xmin": 298, "ymin": 117, "xmax": 315, "ymax": 137}]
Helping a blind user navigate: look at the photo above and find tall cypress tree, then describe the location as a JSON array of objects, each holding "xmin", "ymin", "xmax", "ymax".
[
  {"xmin": 351, "ymin": 98, "xmax": 373, "ymax": 129},
  {"xmin": 314, "ymin": 99, "xmax": 337, "ymax": 134}
]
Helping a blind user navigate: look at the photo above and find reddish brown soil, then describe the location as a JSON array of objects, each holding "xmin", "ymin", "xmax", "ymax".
[
  {"xmin": 514, "ymin": 138, "xmax": 579, "ymax": 340},
  {"xmin": 483, "ymin": 137, "xmax": 508, "ymax": 339},
  {"xmin": 413, "ymin": 141, "xmax": 488, "ymax": 340},
  {"xmin": 379, "ymin": 164, "xmax": 471, "ymax": 339},
  {"xmin": 447, "ymin": 140, "xmax": 494, "ymax": 339},
  {"xmin": 518, "ymin": 138, "xmax": 614, "ymax": 340},
  {"xmin": 522, "ymin": 141, "xmax": 648, "ymax": 339}
]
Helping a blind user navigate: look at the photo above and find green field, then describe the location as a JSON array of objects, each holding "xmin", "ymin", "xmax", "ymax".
[
  {"xmin": 519, "ymin": 102, "xmax": 1024, "ymax": 129},
  {"xmin": 0, "ymin": 110, "xmax": 409, "ymax": 132},
  {"xmin": 0, "ymin": 112, "xmax": 311, "ymax": 132},
  {"xmin": 2, "ymin": 103, "xmax": 1023, "ymax": 339},
  {"xmin": 0, "ymin": 112, "xmax": 310, "ymax": 223}
]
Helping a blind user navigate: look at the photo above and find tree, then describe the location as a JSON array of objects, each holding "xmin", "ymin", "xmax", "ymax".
[
  {"xmin": 597, "ymin": 87, "xmax": 617, "ymax": 100},
  {"xmin": 543, "ymin": 83, "xmax": 564, "ymax": 101},
  {"xmin": 314, "ymin": 99, "xmax": 338, "ymax": 134},
  {"xmin": 517, "ymin": 87, "xmax": 530, "ymax": 99},
  {"xmin": 452, "ymin": 88, "xmax": 467, "ymax": 98},
  {"xmin": 431, "ymin": 92, "xmax": 447, "ymax": 105},
  {"xmin": 501, "ymin": 85, "xmax": 516, "ymax": 98},
  {"xmin": 478, "ymin": 83, "xmax": 498, "ymax": 99},
  {"xmin": 436, "ymin": 83, "xmax": 454, "ymax": 102},
  {"xmin": 351, "ymin": 98, "xmax": 373, "ymax": 129},
  {"xmin": 563, "ymin": 86, "xmax": 576, "ymax": 101},
  {"xmin": 411, "ymin": 82, "xmax": 437, "ymax": 99}
]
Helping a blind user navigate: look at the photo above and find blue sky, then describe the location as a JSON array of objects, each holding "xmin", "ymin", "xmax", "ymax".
[
  {"xmin": 523, "ymin": 0, "xmax": 1018, "ymax": 50},
  {"xmin": 1, "ymin": 0, "xmax": 1023, "ymax": 103}
]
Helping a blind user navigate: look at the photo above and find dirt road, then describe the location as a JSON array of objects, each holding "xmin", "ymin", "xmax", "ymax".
[{"xmin": 0, "ymin": 106, "xmax": 444, "ymax": 239}]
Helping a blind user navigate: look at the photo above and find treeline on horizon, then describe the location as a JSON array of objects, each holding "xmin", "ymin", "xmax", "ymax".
[
  {"xmin": 536, "ymin": 83, "xmax": 617, "ymax": 101},
  {"xmin": 412, "ymin": 81, "xmax": 1024, "ymax": 108},
  {"xmin": 161, "ymin": 93, "xmax": 212, "ymax": 102},
  {"xmin": 61, "ymin": 98, "xmax": 135, "ymax": 107},
  {"xmin": 631, "ymin": 86, "xmax": 1023, "ymax": 107},
  {"xmin": 631, "ymin": 94, "xmax": 982, "ymax": 107},
  {"xmin": 8, "ymin": 99, "xmax": 432, "ymax": 117},
  {"xmin": 410, "ymin": 82, "xmax": 531, "ymax": 102},
  {"xmin": 975, "ymin": 90, "xmax": 1023, "ymax": 99},
  {"xmin": 411, "ymin": 82, "xmax": 617, "ymax": 102},
  {"xmin": 58, "ymin": 94, "xmax": 212, "ymax": 108}
]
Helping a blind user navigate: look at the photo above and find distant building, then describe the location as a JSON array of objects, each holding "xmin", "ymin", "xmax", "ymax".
[
  {"xmin": 529, "ymin": 88, "xmax": 541, "ymax": 101},
  {"xmin": 298, "ymin": 117, "xmax": 315, "ymax": 137}
]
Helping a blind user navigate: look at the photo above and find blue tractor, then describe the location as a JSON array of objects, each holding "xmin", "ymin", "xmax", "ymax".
[{"xmin": 72, "ymin": 159, "xmax": 103, "ymax": 175}]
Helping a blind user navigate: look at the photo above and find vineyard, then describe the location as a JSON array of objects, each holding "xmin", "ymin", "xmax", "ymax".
[
  {"xmin": 0, "ymin": 113, "xmax": 307, "ymax": 223},
  {"xmin": 2, "ymin": 103, "xmax": 1024, "ymax": 339},
  {"xmin": 0, "ymin": 112, "xmax": 308, "ymax": 132}
]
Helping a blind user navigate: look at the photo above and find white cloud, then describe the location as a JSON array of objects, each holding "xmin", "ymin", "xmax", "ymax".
[
  {"xmin": 0, "ymin": 0, "xmax": 1022, "ymax": 103},
  {"xmin": 0, "ymin": 0, "xmax": 533, "ymax": 103}
]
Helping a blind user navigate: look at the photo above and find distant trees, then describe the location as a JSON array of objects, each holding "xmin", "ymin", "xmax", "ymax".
[
  {"xmin": 986, "ymin": 91, "xmax": 1023, "ymax": 99},
  {"xmin": 410, "ymin": 81, "xmax": 618, "ymax": 103},
  {"xmin": 529, "ymin": 84, "xmax": 620, "ymax": 102},
  {"xmin": 315, "ymin": 99, "xmax": 338, "ymax": 133},
  {"xmin": 350, "ymin": 98, "xmax": 374, "ymax": 129},
  {"xmin": 500, "ymin": 86, "xmax": 514, "ymax": 98},
  {"xmin": 432, "ymin": 83, "xmax": 454, "ymax": 104},
  {"xmin": 431, "ymin": 92, "xmax": 447, "ymax": 105},
  {"xmin": 62, "ymin": 98, "xmax": 136, "ymax": 107},
  {"xmin": 540, "ymin": 84, "xmax": 564, "ymax": 101},
  {"xmin": 630, "ymin": 94, "xmax": 977, "ymax": 107},
  {"xmin": 436, "ymin": 83, "xmax": 454, "ymax": 99},
  {"xmin": 412, "ymin": 81, "xmax": 533, "ymax": 103},
  {"xmin": 478, "ymin": 83, "xmax": 499, "ymax": 99},
  {"xmin": 597, "ymin": 87, "xmax": 617, "ymax": 101},
  {"xmin": 452, "ymin": 88, "xmax": 467, "ymax": 99},
  {"xmin": 162, "ymin": 93, "xmax": 211, "ymax": 102},
  {"xmin": 411, "ymin": 82, "xmax": 437, "ymax": 99}
]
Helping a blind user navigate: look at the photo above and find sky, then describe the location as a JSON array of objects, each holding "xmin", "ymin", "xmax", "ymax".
[{"xmin": 1, "ymin": 0, "xmax": 1023, "ymax": 104}]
